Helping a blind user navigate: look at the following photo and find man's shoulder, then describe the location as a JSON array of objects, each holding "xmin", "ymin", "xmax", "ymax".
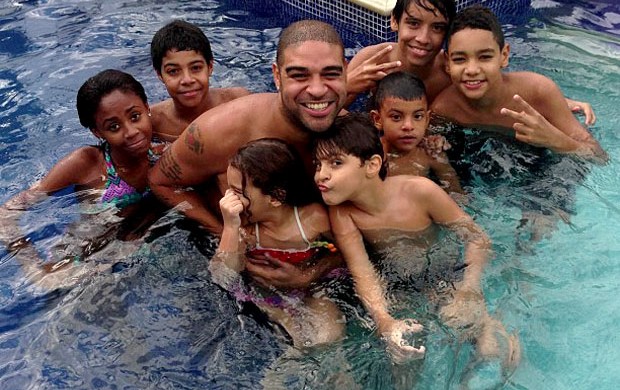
[{"xmin": 194, "ymin": 92, "xmax": 278, "ymax": 127}]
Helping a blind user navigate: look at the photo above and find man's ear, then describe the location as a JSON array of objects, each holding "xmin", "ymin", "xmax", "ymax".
[
  {"xmin": 500, "ymin": 43, "xmax": 510, "ymax": 68},
  {"xmin": 370, "ymin": 110, "xmax": 383, "ymax": 130},
  {"xmin": 366, "ymin": 154, "xmax": 383, "ymax": 178},
  {"xmin": 272, "ymin": 62, "xmax": 281, "ymax": 91}
]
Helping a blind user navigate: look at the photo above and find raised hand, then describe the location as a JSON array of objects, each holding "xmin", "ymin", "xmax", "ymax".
[
  {"xmin": 500, "ymin": 94, "xmax": 572, "ymax": 150},
  {"xmin": 347, "ymin": 45, "xmax": 402, "ymax": 95},
  {"xmin": 219, "ymin": 189, "xmax": 244, "ymax": 229}
]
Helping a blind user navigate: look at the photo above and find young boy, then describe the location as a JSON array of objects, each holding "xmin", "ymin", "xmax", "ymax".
[
  {"xmin": 370, "ymin": 71, "xmax": 463, "ymax": 195},
  {"xmin": 313, "ymin": 113, "xmax": 518, "ymax": 366},
  {"xmin": 347, "ymin": 0, "xmax": 596, "ymax": 123},
  {"xmin": 431, "ymin": 5, "xmax": 607, "ymax": 162},
  {"xmin": 150, "ymin": 20, "xmax": 250, "ymax": 142}
]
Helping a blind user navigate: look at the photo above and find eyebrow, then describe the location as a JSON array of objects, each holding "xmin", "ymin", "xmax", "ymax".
[
  {"xmin": 284, "ymin": 65, "xmax": 344, "ymax": 73},
  {"xmin": 101, "ymin": 105, "xmax": 140, "ymax": 126},
  {"xmin": 450, "ymin": 48, "xmax": 496, "ymax": 56}
]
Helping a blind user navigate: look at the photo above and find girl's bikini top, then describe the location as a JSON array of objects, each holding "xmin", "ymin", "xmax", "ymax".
[
  {"xmin": 245, "ymin": 206, "xmax": 321, "ymax": 265},
  {"xmin": 100, "ymin": 142, "xmax": 157, "ymax": 209}
]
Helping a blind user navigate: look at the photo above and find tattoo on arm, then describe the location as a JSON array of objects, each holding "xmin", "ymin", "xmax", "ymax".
[
  {"xmin": 159, "ymin": 151, "xmax": 183, "ymax": 182},
  {"xmin": 185, "ymin": 123, "xmax": 204, "ymax": 154}
]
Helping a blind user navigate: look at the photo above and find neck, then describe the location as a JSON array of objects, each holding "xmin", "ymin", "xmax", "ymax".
[
  {"xmin": 258, "ymin": 204, "xmax": 295, "ymax": 231},
  {"xmin": 173, "ymin": 96, "xmax": 213, "ymax": 123}
]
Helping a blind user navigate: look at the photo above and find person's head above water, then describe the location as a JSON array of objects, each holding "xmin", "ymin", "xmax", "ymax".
[
  {"xmin": 275, "ymin": 19, "xmax": 345, "ymax": 67},
  {"xmin": 390, "ymin": 0, "xmax": 457, "ymax": 68},
  {"xmin": 229, "ymin": 138, "xmax": 316, "ymax": 207},
  {"xmin": 372, "ymin": 71, "xmax": 427, "ymax": 110},
  {"xmin": 313, "ymin": 113, "xmax": 389, "ymax": 181},
  {"xmin": 392, "ymin": 0, "xmax": 457, "ymax": 27},
  {"xmin": 150, "ymin": 19, "xmax": 214, "ymax": 75},
  {"xmin": 76, "ymin": 69, "xmax": 148, "ymax": 130},
  {"xmin": 272, "ymin": 20, "xmax": 348, "ymax": 134}
]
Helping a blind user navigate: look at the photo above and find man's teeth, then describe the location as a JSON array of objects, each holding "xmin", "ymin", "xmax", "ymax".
[{"xmin": 305, "ymin": 102, "xmax": 329, "ymax": 110}]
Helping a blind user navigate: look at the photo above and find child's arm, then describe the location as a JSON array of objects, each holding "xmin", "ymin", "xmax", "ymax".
[
  {"xmin": 345, "ymin": 43, "xmax": 401, "ymax": 106},
  {"xmin": 209, "ymin": 189, "xmax": 246, "ymax": 289},
  {"xmin": 428, "ymin": 151, "xmax": 464, "ymax": 196},
  {"xmin": 565, "ymin": 97, "xmax": 596, "ymax": 126},
  {"xmin": 417, "ymin": 179, "xmax": 492, "ymax": 328},
  {"xmin": 500, "ymin": 76, "xmax": 607, "ymax": 162},
  {"xmin": 329, "ymin": 206, "xmax": 425, "ymax": 361}
]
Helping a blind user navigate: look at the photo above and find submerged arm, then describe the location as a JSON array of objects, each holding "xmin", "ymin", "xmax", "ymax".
[{"xmin": 330, "ymin": 207, "xmax": 425, "ymax": 360}]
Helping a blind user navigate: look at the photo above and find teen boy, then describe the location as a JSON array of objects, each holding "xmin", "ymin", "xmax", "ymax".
[
  {"xmin": 347, "ymin": 0, "xmax": 596, "ymax": 124},
  {"xmin": 313, "ymin": 113, "xmax": 518, "ymax": 366},
  {"xmin": 150, "ymin": 20, "xmax": 250, "ymax": 142},
  {"xmin": 370, "ymin": 71, "xmax": 462, "ymax": 194},
  {"xmin": 431, "ymin": 5, "xmax": 607, "ymax": 162}
]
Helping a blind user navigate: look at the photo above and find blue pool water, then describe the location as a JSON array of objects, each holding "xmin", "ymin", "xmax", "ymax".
[{"xmin": 0, "ymin": 0, "xmax": 619, "ymax": 388}]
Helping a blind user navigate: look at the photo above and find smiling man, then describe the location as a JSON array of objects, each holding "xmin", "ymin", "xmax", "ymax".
[{"xmin": 148, "ymin": 20, "xmax": 347, "ymax": 234}]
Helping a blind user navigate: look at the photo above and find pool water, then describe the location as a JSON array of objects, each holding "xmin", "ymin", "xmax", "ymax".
[{"xmin": 0, "ymin": 0, "xmax": 619, "ymax": 389}]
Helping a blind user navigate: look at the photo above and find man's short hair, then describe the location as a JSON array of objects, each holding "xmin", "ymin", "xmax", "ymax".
[{"xmin": 276, "ymin": 20, "xmax": 344, "ymax": 66}]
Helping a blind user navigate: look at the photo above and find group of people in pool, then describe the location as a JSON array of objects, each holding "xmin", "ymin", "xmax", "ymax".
[{"xmin": 0, "ymin": 0, "xmax": 607, "ymax": 378}]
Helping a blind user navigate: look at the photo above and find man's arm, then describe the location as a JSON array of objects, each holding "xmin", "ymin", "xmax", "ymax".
[{"xmin": 148, "ymin": 121, "xmax": 231, "ymax": 234}]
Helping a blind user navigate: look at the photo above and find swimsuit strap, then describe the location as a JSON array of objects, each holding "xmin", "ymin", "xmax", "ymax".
[
  {"xmin": 254, "ymin": 206, "xmax": 311, "ymax": 249},
  {"xmin": 293, "ymin": 206, "xmax": 312, "ymax": 247},
  {"xmin": 254, "ymin": 222, "xmax": 261, "ymax": 248}
]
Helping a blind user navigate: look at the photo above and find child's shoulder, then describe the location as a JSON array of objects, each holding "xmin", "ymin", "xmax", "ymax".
[
  {"xmin": 506, "ymin": 71, "xmax": 557, "ymax": 93},
  {"xmin": 212, "ymin": 87, "xmax": 251, "ymax": 105}
]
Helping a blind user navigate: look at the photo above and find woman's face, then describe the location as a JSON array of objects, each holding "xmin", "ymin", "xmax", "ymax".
[{"xmin": 92, "ymin": 89, "xmax": 152, "ymax": 156}]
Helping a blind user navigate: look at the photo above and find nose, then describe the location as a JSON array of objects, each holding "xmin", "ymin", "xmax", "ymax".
[
  {"xmin": 464, "ymin": 59, "xmax": 480, "ymax": 75},
  {"xmin": 180, "ymin": 68, "xmax": 194, "ymax": 84},
  {"xmin": 306, "ymin": 74, "xmax": 328, "ymax": 98},
  {"xmin": 124, "ymin": 121, "xmax": 140, "ymax": 139},
  {"xmin": 315, "ymin": 164, "xmax": 330, "ymax": 182},
  {"xmin": 402, "ymin": 116, "xmax": 414, "ymax": 132},
  {"xmin": 415, "ymin": 25, "xmax": 431, "ymax": 45}
]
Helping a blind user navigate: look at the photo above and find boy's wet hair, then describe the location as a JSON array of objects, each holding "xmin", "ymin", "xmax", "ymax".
[
  {"xmin": 230, "ymin": 138, "xmax": 317, "ymax": 206},
  {"xmin": 372, "ymin": 71, "xmax": 427, "ymax": 110},
  {"xmin": 76, "ymin": 69, "xmax": 147, "ymax": 130},
  {"xmin": 313, "ymin": 113, "xmax": 388, "ymax": 180},
  {"xmin": 276, "ymin": 20, "xmax": 344, "ymax": 66},
  {"xmin": 392, "ymin": 0, "xmax": 457, "ymax": 25},
  {"xmin": 448, "ymin": 5, "xmax": 505, "ymax": 49},
  {"xmin": 151, "ymin": 20, "xmax": 213, "ymax": 73}
]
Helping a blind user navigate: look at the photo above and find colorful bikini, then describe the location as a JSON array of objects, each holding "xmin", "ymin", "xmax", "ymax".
[{"xmin": 100, "ymin": 142, "xmax": 157, "ymax": 208}]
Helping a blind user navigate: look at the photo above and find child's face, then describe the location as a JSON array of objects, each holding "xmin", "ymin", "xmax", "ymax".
[
  {"xmin": 314, "ymin": 151, "xmax": 368, "ymax": 206},
  {"xmin": 226, "ymin": 166, "xmax": 272, "ymax": 223},
  {"xmin": 372, "ymin": 97, "xmax": 429, "ymax": 153},
  {"xmin": 391, "ymin": 2, "xmax": 449, "ymax": 68},
  {"xmin": 92, "ymin": 90, "xmax": 152, "ymax": 156},
  {"xmin": 158, "ymin": 49, "xmax": 213, "ymax": 109},
  {"xmin": 446, "ymin": 28, "xmax": 509, "ymax": 101}
]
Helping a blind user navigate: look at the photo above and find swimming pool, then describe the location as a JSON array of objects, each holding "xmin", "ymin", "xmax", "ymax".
[{"xmin": 0, "ymin": 0, "xmax": 618, "ymax": 388}]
